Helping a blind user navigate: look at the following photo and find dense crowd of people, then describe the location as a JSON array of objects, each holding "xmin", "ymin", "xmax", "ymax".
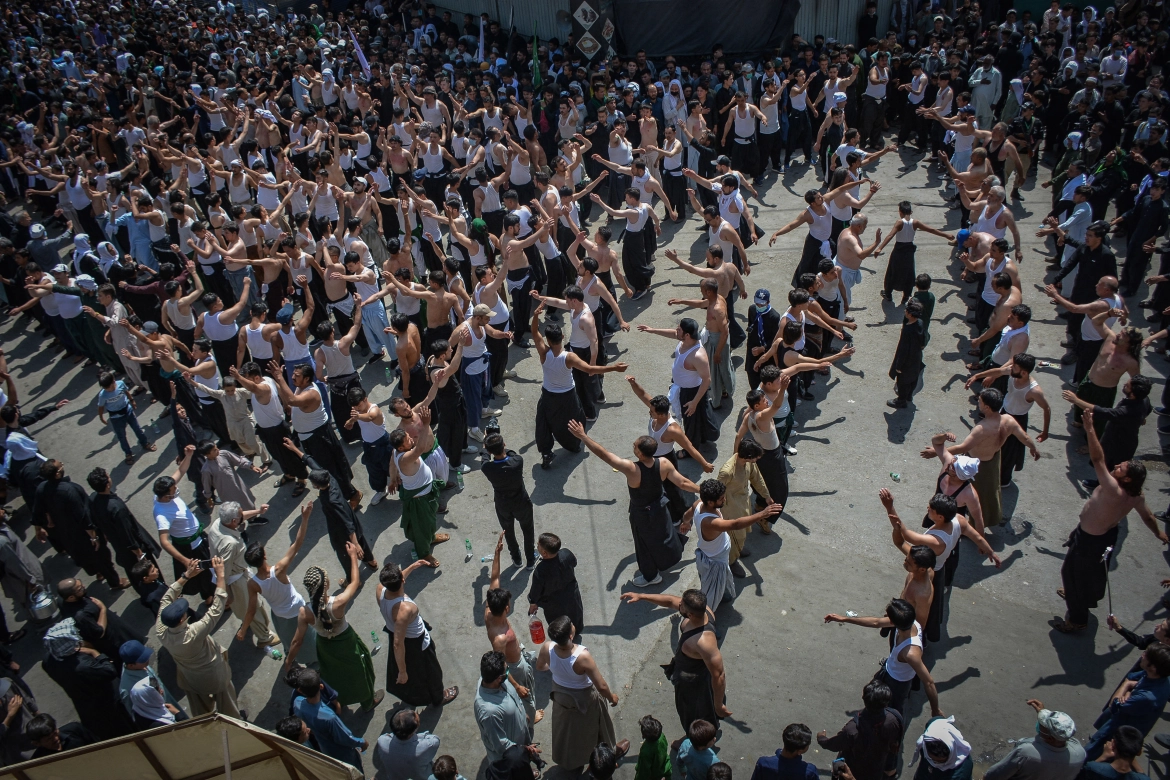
[{"xmin": 0, "ymin": 0, "xmax": 1167, "ymax": 776}]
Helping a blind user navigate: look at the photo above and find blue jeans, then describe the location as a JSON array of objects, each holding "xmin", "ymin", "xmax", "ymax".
[
  {"xmin": 461, "ymin": 364, "xmax": 491, "ymax": 427},
  {"xmin": 360, "ymin": 300, "xmax": 397, "ymax": 361},
  {"xmin": 109, "ymin": 409, "xmax": 149, "ymax": 456}
]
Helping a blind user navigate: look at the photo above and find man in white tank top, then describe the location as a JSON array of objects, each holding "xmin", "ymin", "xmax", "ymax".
[
  {"xmin": 531, "ymin": 303, "xmax": 629, "ymax": 469},
  {"xmin": 344, "ymin": 386, "xmax": 394, "ymax": 507},
  {"xmin": 313, "ymin": 294, "xmax": 365, "ymax": 444},
  {"xmin": 240, "ymin": 503, "xmax": 317, "ymax": 663},
  {"xmin": 387, "ymin": 409, "xmax": 450, "ymax": 568},
  {"xmin": 687, "ymin": 480, "xmax": 782, "ymax": 610},
  {"xmin": 231, "ymin": 362, "xmax": 310, "ymax": 493},
  {"xmin": 272, "ymin": 362, "xmax": 361, "ymax": 506}
]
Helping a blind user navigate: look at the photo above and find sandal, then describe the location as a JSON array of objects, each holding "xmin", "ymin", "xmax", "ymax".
[
  {"xmin": 967, "ymin": 348, "xmax": 981, "ymax": 356},
  {"xmin": 1056, "ymin": 588, "xmax": 1066, "ymax": 600},
  {"xmin": 433, "ymin": 533, "xmax": 451, "ymax": 545},
  {"xmin": 124, "ymin": 455, "xmax": 136, "ymax": 464},
  {"xmin": 275, "ymin": 474, "xmax": 295, "ymax": 488},
  {"xmin": 291, "ymin": 483, "xmax": 308, "ymax": 497},
  {"xmin": 1053, "ymin": 618, "xmax": 1087, "ymax": 634},
  {"xmin": 441, "ymin": 686, "xmax": 459, "ymax": 705}
]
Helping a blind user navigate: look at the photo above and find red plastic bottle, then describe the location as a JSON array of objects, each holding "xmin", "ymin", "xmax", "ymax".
[{"xmin": 529, "ymin": 617, "xmax": 546, "ymax": 644}]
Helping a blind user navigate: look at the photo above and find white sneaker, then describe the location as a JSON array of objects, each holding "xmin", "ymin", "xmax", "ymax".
[
  {"xmin": 504, "ymin": 369, "xmax": 518, "ymax": 379},
  {"xmin": 493, "ymin": 385, "xmax": 509, "ymax": 397},
  {"xmin": 456, "ymin": 464, "xmax": 471, "ymax": 474},
  {"xmin": 631, "ymin": 573, "xmax": 663, "ymax": 587},
  {"xmin": 369, "ymin": 490, "xmax": 387, "ymax": 506},
  {"xmin": 469, "ymin": 428, "xmax": 485, "ymax": 442},
  {"xmin": 481, "ymin": 408, "xmax": 502, "ymax": 418}
]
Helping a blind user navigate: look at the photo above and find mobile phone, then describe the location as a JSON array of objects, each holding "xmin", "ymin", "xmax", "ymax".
[{"xmin": 199, "ymin": 559, "xmax": 213, "ymax": 570}]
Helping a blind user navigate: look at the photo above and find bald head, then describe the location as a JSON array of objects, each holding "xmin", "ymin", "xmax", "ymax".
[{"xmin": 57, "ymin": 578, "xmax": 82, "ymax": 600}]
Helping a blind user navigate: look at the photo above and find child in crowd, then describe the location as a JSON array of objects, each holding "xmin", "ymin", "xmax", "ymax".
[
  {"xmin": 635, "ymin": 714, "xmax": 672, "ymax": 780},
  {"xmin": 678, "ymin": 719, "xmax": 719, "ymax": 780},
  {"xmin": 749, "ymin": 723, "xmax": 819, "ymax": 780}
]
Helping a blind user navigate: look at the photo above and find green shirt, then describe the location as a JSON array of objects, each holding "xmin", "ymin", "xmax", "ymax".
[{"xmin": 634, "ymin": 733, "xmax": 671, "ymax": 780}]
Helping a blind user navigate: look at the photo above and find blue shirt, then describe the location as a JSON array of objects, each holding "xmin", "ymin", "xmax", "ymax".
[
  {"xmin": 293, "ymin": 696, "xmax": 364, "ymax": 770},
  {"xmin": 1101, "ymin": 670, "xmax": 1170, "ymax": 737},
  {"xmin": 751, "ymin": 751, "xmax": 819, "ymax": 780},
  {"xmin": 96, "ymin": 380, "xmax": 132, "ymax": 414},
  {"xmin": 677, "ymin": 739, "xmax": 719, "ymax": 780}
]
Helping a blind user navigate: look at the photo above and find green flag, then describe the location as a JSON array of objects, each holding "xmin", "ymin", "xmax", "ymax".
[{"xmin": 532, "ymin": 33, "xmax": 542, "ymax": 89}]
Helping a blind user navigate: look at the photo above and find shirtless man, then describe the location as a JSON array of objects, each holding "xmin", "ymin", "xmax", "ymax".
[
  {"xmin": 669, "ymin": 279, "xmax": 735, "ymax": 408},
  {"xmin": 387, "ymin": 395, "xmax": 450, "ymax": 499},
  {"xmin": 389, "ymin": 269, "xmax": 465, "ymax": 356},
  {"xmin": 619, "ymin": 589, "xmax": 729, "ymax": 742},
  {"xmin": 497, "ymin": 214, "xmax": 549, "ymax": 345},
  {"xmin": 1056, "ymin": 407, "xmax": 1168, "ymax": 632},
  {"xmin": 825, "ymin": 544, "xmax": 936, "ymax": 629},
  {"xmin": 834, "ymin": 214, "xmax": 882, "ymax": 310},
  {"xmin": 485, "ymin": 532, "xmax": 544, "ymax": 725},
  {"xmin": 316, "ymin": 242, "xmax": 360, "ymax": 333},
  {"xmin": 921, "ymin": 390, "xmax": 1039, "ymax": 528},
  {"xmin": 1070, "ymin": 309, "xmax": 1144, "ymax": 434},
  {"xmin": 387, "ymin": 313, "xmax": 428, "ymax": 404},
  {"xmin": 967, "ymin": 275, "xmax": 1025, "ymax": 366},
  {"xmin": 886, "ymin": 485, "xmax": 1000, "ymax": 638}
]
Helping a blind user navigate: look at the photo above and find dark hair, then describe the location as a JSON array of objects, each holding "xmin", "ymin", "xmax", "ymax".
[
  {"xmin": 480, "ymin": 650, "xmax": 507, "ymax": 682},
  {"xmin": 1130, "ymin": 375, "xmax": 1153, "ymax": 400},
  {"xmin": 708, "ymin": 763, "xmax": 733, "ymax": 780},
  {"xmin": 1111, "ymin": 725, "xmax": 1144, "ymax": 760},
  {"xmin": 916, "ymin": 273, "xmax": 932, "ymax": 290},
  {"xmin": 86, "ymin": 467, "xmax": 111, "ymax": 492},
  {"xmin": 782, "ymin": 723, "xmax": 813, "ymax": 752},
  {"xmin": 635, "ymin": 436, "xmax": 658, "ymax": 458},
  {"xmin": 886, "ymin": 598, "xmax": 916, "ymax": 630},
  {"xmin": 639, "ymin": 714, "xmax": 663, "ymax": 740},
  {"xmin": 432, "ymin": 756, "xmax": 459, "ymax": 780},
  {"xmin": 589, "ymin": 743, "xmax": 619, "ymax": 779},
  {"xmin": 699, "ymin": 479, "xmax": 727, "ymax": 504},
  {"xmin": 689, "ymin": 718, "xmax": 717, "ymax": 747},
  {"xmin": 862, "ymin": 679, "xmax": 893, "ymax": 713},
  {"xmin": 548, "ymin": 614, "xmax": 574, "ymax": 644},
  {"xmin": 906, "ymin": 544, "xmax": 936, "ymax": 570},
  {"xmin": 782, "ymin": 321, "xmax": 803, "ymax": 344},
  {"xmin": 1011, "ymin": 304, "xmax": 1031, "ymax": 324},
  {"xmin": 391, "ymin": 708, "xmax": 420, "ymax": 739},
  {"xmin": 153, "ymin": 475, "xmax": 177, "ymax": 498},
  {"xmin": 275, "ymin": 716, "xmax": 305, "ymax": 741},
  {"xmin": 905, "ymin": 300, "xmax": 924, "ymax": 318},
  {"xmin": 1013, "ymin": 353, "xmax": 1036, "ymax": 373},
  {"xmin": 296, "ymin": 668, "xmax": 322, "ymax": 697},
  {"xmin": 24, "ymin": 713, "xmax": 57, "ymax": 742},
  {"xmin": 485, "ymin": 432, "xmax": 505, "ymax": 456},
  {"xmin": 928, "ymin": 493, "xmax": 959, "ymax": 522},
  {"xmin": 1146, "ymin": 643, "xmax": 1170, "ymax": 677},
  {"xmin": 680, "ymin": 588, "xmax": 707, "ymax": 617},
  {"xmin": 737, "ymin": 438, "xmax": 764, "ymax": 459},
  {"xmin": 538, "ymin": 533, "xmax": 561, "ymax": 554},
  {"xmin": 544, "ymin": 324, "xmax": 564, "ymax": 345},
  {"xmin": 486, "ymin": 587, "xmax": 512, "ymax": 616},
  {"xmin": 978, "ymin": 387, "xmax": 1003, "ymax": 412},
  {"xmin": 1120, "ymin": 460, "xmax": 1147, "ymax": 496},
  {"xmin": 380, "ymin": 562, "xmax": 404, "ymax": 591}
]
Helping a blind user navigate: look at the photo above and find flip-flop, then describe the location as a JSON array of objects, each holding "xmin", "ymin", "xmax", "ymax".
[
  {"xmin": 441, "ymin": 686, "xmax": 459, "ymax": 704},
  {"xmin": 433, "ymin": 533, "xmax": 451, "ymax": 544}
]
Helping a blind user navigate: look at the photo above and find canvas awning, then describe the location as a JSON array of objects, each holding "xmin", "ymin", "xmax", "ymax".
[{"xmin": 0, "ymin": 714, "xmax": 363, "ymax": 780}]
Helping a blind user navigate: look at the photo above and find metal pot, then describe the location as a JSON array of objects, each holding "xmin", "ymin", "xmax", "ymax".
[{"xmin": 29, "ymin": 587, "xmax": 57, "ymax": 622}]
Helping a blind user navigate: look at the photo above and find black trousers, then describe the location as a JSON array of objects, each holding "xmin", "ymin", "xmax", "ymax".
[
  {"xmin": 535, "ymin": 387, "xmax": 584, "ymax": 457},
  {"xmin": 569, "ymin": 344, "xmax": 602, "ymax": 419},
  {"xmin": 785, "ymin": 110, "xmax": 812, "ymax": 163},
  {"xmin": 257, "ymin": 421, "xmax": 309, "ymax": 480},
  {"xmin": 198, "ymin": 398, "xmax": 232, "ymax": 446},
  {"xmin": 494, "ymin": 494, "xmax": 536, "ymax": 565},
  {"xmin": 895, "ymin": 367, "xmax": 921, "ymax": 402}
]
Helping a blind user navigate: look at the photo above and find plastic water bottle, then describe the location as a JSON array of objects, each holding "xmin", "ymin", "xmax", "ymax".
[
  {"xmin": 410, "ymin": 549, "xmax": 418, "ymax": 562},
  {"xmin": 890, "ymin": 472, "xmax": 901, "ymax": 482},
  {"xmin": 384, "ymin": 366, "xmax": 392, "ymax": 384},
  {"xmin": 370, "ymin": 630, "xmax": 381, "ymax": 655},
  {"xmin": 529, "ymin": 617, "xmax": 546, "ymax": 644},
  {"xmin": 455, "ymin": 470, "xmax": 464, "ymax": 488},
  {"xmin": 480, "ymin": 556, "xmax": 492, "ymax": 562}
]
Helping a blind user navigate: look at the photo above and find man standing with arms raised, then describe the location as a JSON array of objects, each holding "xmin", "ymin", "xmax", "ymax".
[
  {"xmin": 921, "ymin": 389, "xmax": 1040, "ymax": 529},
  {"xmin": 620, "ymin": 590, "xmax": 729, "ymax": 747},
  {"xmin": 569, "ymin": 422, "xmax": 699, "ymax": 588},
  {"xmin": 1056, "ymin": 408, "xmax": 1169, "ymax": 633},
  {"xmin": 638, "ymin": 318, "xmax": 719, "ymax": 447},
  {"xmin": 530, "ymin": 303, "xmax": 628, "ymax": 469},
  {"xmin": 486, "ymin": 533, "xmax": 542, "ymax": 726}
]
